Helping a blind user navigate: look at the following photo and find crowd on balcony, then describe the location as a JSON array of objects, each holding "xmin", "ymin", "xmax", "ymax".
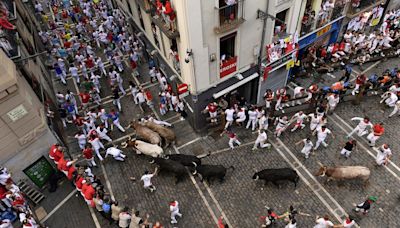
[
  {"xmin": 153, "ymin": 0, "xmax": 176, "ymax": 32},
  {"xmin": 299, "ymin": 7, "xmax": 400, "ymax": 74},
  {"xmin": 0, "ymin": 167, "xmax": 39, "ymax": 228}
]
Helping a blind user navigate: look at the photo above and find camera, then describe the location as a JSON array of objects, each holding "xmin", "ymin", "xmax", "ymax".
[{"xmin": 185, "ymin": 49, "xmax": 192, "ymax": 63}]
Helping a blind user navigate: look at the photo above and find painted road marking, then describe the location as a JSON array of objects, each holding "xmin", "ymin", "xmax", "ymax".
[{"xmin": 41, "ymin": 189, "xmax": 77, "ymax": 222}]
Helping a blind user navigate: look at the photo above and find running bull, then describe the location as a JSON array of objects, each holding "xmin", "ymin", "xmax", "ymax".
[
  {"xmin": 252, "ymin": 168, "xmax": 299, "ymax": 188},
  {"xmin": 127, "ymin": 121, "xmax": 161, "ymax": 145},
  {"xmin": 315, "ymin": 164, "xmax": 370, "ymax": 185},
  {"xmin": 150, "ymin": 157, "xmax": 187, "ymax": 184},
  {"xmin": 166, "ymin": 152, "xmax": 211, "ymax": 167},
  {"xmin": 121, "ymin": 137, "xmax": 163, "ymax": 157},
  {"xmin": 192, "ymin": 165, "xmax": 234, "ymax": 183},
  {"xmin": 142, "ymin": 121, "xmax": 176, "ymax": 147}
]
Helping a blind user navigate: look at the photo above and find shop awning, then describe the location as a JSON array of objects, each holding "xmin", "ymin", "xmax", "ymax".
[{"xmin": 213, "ymin": 72, "xmax": 259, "ymax": 99}]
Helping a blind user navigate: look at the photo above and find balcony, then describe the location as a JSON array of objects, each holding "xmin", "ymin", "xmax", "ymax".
[
  {"xmin": 346, "ymin": 0, "xmax": 385, "ymax": 18},
  {"xmin": 214, "ymin": 0, "xmax": 245, "ymax": 34},
  {"xmin": 0, "ymin": 0, "xmax": 20, "ymax": 59},
  {"xmin": 147, "ymin": 1, "xmax": 179, "ymax": 39},
  {"xmin": 151, "ymin": 14, "xmax": 179, "ymax": 39}
]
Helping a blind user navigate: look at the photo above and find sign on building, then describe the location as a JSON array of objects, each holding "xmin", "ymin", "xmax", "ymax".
[
  {"xmin": 7, "ymin": 104, "xmax": 28, "ymax": 122},
  {"xmin": 23, "ymin": 156, "xmax": 55, "ymax": 188},
  {"xmin": 220, "ymin": 56, "xmax": 237, "ymax": 78}
]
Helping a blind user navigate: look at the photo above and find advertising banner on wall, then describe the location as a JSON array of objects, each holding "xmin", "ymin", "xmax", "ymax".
[{"xmin": 220, "ymin": 56, "xmax": 237, "ymax": 78}]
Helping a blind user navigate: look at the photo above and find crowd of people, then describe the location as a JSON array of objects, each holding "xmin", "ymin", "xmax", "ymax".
[
  {"xmin": 0, "ymin": 167, "xmax": 39, "ymax": 228},
  {"xmin": 299, "ymin": 7, "xmax": 400, "ymax": 76},
  {"xmin": 28, "ymin": 0, "xmax": 191, "ymax": 227}
]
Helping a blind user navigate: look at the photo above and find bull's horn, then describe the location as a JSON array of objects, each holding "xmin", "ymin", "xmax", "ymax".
[
  {"xmin": 121, "ymin": 142, "xmax": 127, "ymax": 148},
  {"xmin": 254, "ymin": 175, "xmax": 259, "ymax": 180},
  {"xmin": 192, "ymin": 170, "xmax": 197, "ymax": 175},
  {"xmin": 149, "ymin": 159, "xmax": 155, "ymax": 164},
  {"xmin": 128, "ymin": 136, "xmax": 132, "ymax": 141},
  {"xmin": 125, "ymin": 124, "xmax": 131, "ymax": 129},
  {"xmin": 317, "ymin": 161, "xmax": 324, "ymax": 167},
  {"xmin": 192, "ymin": 162, "xmax": 198, "ymax": 167}
]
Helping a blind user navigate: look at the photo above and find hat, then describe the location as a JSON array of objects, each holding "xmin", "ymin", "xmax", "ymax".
[{"xmin": 368, "ymin": 196, "xmax": 377, "ymax": 202}]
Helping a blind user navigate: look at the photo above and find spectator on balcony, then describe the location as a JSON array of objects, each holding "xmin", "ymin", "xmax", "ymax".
[{"xmin": 351, "ymin": 0, "xmax": 360, "ymax": 9}]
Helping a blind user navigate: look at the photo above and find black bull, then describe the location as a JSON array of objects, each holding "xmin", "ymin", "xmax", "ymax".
[
  {"xmin": 252, "ymin": 168, "xmax": 299, "ymax": 188},
  {"xmin": 193, "ymin": 165, "xmax": 235, "ymax": 183}
]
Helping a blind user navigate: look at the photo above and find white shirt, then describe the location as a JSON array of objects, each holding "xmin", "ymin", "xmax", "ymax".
[
  {"xmin": 136, "ymin": 92, "xmax": 145, "ymax": 103},
  {"xmin": 293, "ymin": 87, "xmax": 304, "ymax": 96},
  {"xmin": 314, "ymin": 218, "xmax": 334, "ymax": 228},
  {"xmin": 225, "ymin": 109, "xmax": 235, "ymax": 121},
  {"xmin": 292, "ymin": 112, "xmax": 307, "ymax": 123},
  {"xmin": 106, "ymin": 147, "xmax": 122, "ymax": 156},
  {"xmin": 256, "ymin": 132, "xmax": 267, "ymax": 141},
  {"xmin": 69, "ymin": 67, "xmax": 78, "ymax": 76},
  {"xmin": 308, "ymin": 114, "xmax": 321, "ymax": 125},
  {"xmin": 327, "ymin": 95, "xmax": 339, "ymax": 107},
  {"xmin": 141, "ymin": 174, "xmax": 154, "ymax": 187},
  {"xmin": 170, "ymin": 201, "xmax": 179, "ymax": 213},
  {"xmin": 75, "ymin": 134, "xmax": 86, "ymax": 145},
  {"xmin": 351, "ymin": 117, "xmax": 373, "ymax": 130},
  {"xmin": 248, "ymin": 110, "xmax": 258, "ymax": 120},
  {"xmin": 343, "ymin": 220, "xmax": 355, "ymax": 228},
  {"xmin": 236, "ymin": 111, "xmax": 246, "ymax": 121},
  {"xmin": 316, "ymin": 127, "xmax": 331, "ymax": 140},
  {"xmin": 302, "ymin": 139, "xmax": 313, "ymax": 150},
  {"xmin": 96, "ymin": 127, "xmax": 108, "ymax": 137}
]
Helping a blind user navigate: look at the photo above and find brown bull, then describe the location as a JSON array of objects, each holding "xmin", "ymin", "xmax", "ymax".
[
  {"xmin": 143, "ymin": 121, "xmax": 176, "ymax": 147},
  {"xmin": 127, "ymin": 121, "xmax": 161, "ymax": 145},
  {"xmin": 315, "ymin": 165, "xmax": 370, "ymax": 186}
]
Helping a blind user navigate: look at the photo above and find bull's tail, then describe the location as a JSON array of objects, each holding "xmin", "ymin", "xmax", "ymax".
[{"xmin": 294, "ymin": 174, "xmax": 300, "ymax": 187}]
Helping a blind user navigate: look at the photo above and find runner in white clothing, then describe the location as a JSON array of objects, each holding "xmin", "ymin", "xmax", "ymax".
[
  {"xmin": 252, "ymin": 130, "xmax": 271, "ymax": 150},
  {"xmin": 313, "ymin": 126, "xmax": 334, "ymax": 150},
  {"xmin": 275, "ymin": 116, "xmax": 289, "ymax": 137},
  {"xmin": 290, "ymin": 111, "xmax": 307, "ymax": 132},
  {"xmin": 376, "ymin": 144, "xmax": 392, "ymax": 166},
  {"xmin": 296, "ymin": 138, "xmax": 313, "ymax": 159},
  {"xmin": 74, "ymin": 131, "xmax": 87, "ymax": 150},
  {"xmin": 308, "ymin": 113, "xmax": 321, "ymax": 131},
  {"xmin": 235, "ymin": 108, "xmax": 246, "ymax": 126},
  {"xmin": 246, "ymin": 108, "xmax": 258, "ymax": 131},
  {"xmin": 96, "ymin": 124, "xmax": 112, "ymax": 142},
  {"xmin": 140, "ymin": 168, "xmax": 158, "ymax": 192},
  {"xmin": 105, "ymin": 146, "xmax": 126, "ymax": 161},
  {"xmin": 326, "ymin": 93, "xmax": 340, "ymax": 113},
  {"xmin": 347, "ymin": 117, "xmax": 373, "ymax": 138},
  {"xmin": 169, "ymin": 201, "xmax": 182, "ymax": 224},
  {"xmin": 88, "ymin": 135, "xmax": 104, "ymax": 161},
  {"xmin": 224, "ymin": 107, "xmax": 235, "ymax": 129}
]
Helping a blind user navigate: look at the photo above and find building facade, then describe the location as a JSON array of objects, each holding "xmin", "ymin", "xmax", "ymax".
[
  {"xmin": 117, "ymin": 0, "xmax": 304, "ymax": 131},
  {"xmin": 0, "ymin": 0, "xmax": 61, "ymax": 183}
]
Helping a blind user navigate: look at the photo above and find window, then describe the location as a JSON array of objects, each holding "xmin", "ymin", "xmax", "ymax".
[
  {"xmin": 220, "ymin": 32, "xmax": 236, "ymax": 59},
  {"xmin": 218, "ymin": 0, "xmax": 238, "ymax": 25},
  {"xmin": 274, "ymin": 9, "xmax": 288, "ymax": 36}
]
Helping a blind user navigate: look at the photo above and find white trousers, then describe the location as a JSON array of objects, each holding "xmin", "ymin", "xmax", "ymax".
[
  {"xmin": 366, "ymin": 133, "xmax": 380, "ymax": 146},
  {"xmin": 229, "ymin": 138, "xmax": 241, "ymax": 149},
  {"xmin": 301, "ymin": 147, "xmax": 312, "ymax": 158},
  {"xmin": 253, "ymin": 139, "xmax": 271, "ymax": 149},
  {"xmin": 340, "ymin": 148, "xmax": 352, "ymax": 157},
  {"xmin": 314, "ymin": 138, "xmax": 328, "ymax": 150},
  {"xmin": 113, "ymin": 119, "xmax": 126, "ymax": 132},
  {"xmin": 246, "ymin": 118, "xmax": 257, "ymax": 131},
  {"xmin": 347, "ymin": 126, "xmax": 368, "ymax": 138}
]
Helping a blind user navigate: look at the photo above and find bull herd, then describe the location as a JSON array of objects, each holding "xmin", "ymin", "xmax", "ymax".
[{"xmin": 120, "ymin": 121, "xmax": 371, "ymax": 187}]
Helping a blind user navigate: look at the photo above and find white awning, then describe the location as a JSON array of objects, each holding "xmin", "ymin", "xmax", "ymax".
[{"xmin": 213, "ymin": 72, "xmax": 259, "ymax": 99}]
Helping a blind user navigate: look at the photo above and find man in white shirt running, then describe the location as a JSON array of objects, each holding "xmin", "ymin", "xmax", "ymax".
[
  {"xmin": 296, "ymin": 138, "xmax": 313, "ymax": 159},
  {"xmin": 252, "ymin": 130, "xmax": 271, "ymax": 150},
  {"xmin": 314, "ymin": 126, "xmax": 334, "ymax": 150},
  {"xmin": 140, "ymin": 168, "xmax": 158, "ymax": 192},
  {"xmin": 224, "ymin": 107, "xmax": 235, "ymax": 129},
  {"xmin": 347, "ymin": 116, "xmax": 373, "ymax": 138}
]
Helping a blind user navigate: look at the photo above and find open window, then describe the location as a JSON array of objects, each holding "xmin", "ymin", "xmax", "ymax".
[
  {"xmin": 220, "ymin": 32, "xmax": 237, "ymax": 78},
  {"xmin": 274, "ymin": 9, "xmax": 288, "ymax": 37}
]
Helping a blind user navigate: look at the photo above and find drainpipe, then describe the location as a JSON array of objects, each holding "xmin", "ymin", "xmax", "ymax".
[{"xmin": 257, "ymin": 1, "xmax": 269, "ymax": 73}]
